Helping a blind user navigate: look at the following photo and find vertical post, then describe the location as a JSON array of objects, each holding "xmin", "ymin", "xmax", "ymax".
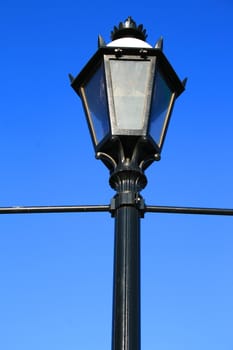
[
  {"xmin": 112, "ymin": 205, "xmax": 141, "ymax": 350},
  {"xmin": 110, "ymin": 172, "xmax": 146, "ymax": 350}
]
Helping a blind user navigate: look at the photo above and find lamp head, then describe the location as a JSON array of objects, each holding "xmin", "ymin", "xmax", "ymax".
[{"xmin": 70, "ymin": 18, "xmax": 185, "ymax": 180}]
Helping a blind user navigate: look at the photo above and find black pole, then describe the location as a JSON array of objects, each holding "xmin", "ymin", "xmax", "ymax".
[
  {"xmin": 112, "ymin": 203, "xmax": 141, "ymax": 350},
  {"xmin": 110, "ymin": 169, "xmax": 146, "ymax": 350}
]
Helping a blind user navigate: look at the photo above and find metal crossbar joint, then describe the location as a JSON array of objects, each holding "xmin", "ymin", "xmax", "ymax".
[{"xmin": 110, "ymin": 193, "xmax": 145, "ymax": 217}]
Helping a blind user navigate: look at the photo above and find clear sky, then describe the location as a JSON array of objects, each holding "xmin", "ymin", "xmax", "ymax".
[{"xmin": 0, "ymin": 1, "xmax": 233, "ymax": 349}]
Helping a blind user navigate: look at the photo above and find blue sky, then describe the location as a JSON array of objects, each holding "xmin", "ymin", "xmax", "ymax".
[{"xmin": 0, "ymin": 1, "xmax": 233, "ymax": 349}]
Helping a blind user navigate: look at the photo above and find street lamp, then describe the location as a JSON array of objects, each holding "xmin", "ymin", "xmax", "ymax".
[
  {"xmin": 70, "ymin": 17, "xmax": 185, "ymax": 350},
  {"xmin": 70, "ymin": 17, "xmax": 185, "ymax": 182},
  {"xmin": 0, "ymin": 15, "xmax": 233, "ymax": 350}
]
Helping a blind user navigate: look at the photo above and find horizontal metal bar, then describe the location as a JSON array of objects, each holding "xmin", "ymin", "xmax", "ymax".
[
  {"xmin": 0, "ymin": 204, "xmax": 233, "ymax": 216},
  {"xmin": 0, "ymin": 205, "xmax": 110, "ymax": 214},
  {"xmin": 145, "ymin": 205, "xmax": 233, "ymax": 216}
]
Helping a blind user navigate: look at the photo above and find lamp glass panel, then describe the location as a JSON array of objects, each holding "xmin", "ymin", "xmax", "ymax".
[
  {"xmin": 149, "ymin": 71, "xmax": 173, "ymax": 146},
  {"xmin": 83, "ymin": 63, "xmax": 109, "ymax": 144},
  {"xmin": 109, "ymin": 59, "xmax": 151, "ymax": 131}
]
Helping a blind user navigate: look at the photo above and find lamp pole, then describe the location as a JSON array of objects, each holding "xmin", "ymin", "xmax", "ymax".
[
  {"xmin": 70, "ymin": 17, "xmax": 184, "ymax": 350},
  {"xmin": 110, "ymin": 159, "xmax": 147, "ymax": 350},
  {"xmin": 69, "ymin": 16, "xmax": 186, "ymax": 349},
  {"xmin": 1, "ymin": 16, "xmax": 233, "ymax": 350},
  {"xmin": 111, "ymin": 188, "xmax": 141, "ymax": 350}
]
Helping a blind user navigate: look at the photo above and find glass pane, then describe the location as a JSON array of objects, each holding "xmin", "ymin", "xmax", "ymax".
[
  {"xmin": 109, "ymin": 60, "xmax": 151, "ymax": 131},
  {"xmin": 149, "ymin": 71, "xmax": 173, "ymax": 146},
  {"xmin": 84, "ymin": 63, "xmax": 109, "ymax": 144}
]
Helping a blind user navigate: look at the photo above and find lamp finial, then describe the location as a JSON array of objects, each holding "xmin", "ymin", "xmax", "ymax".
[{"xmin": 111, "ymin": 17, "xmax": 148, "ymax": 41}]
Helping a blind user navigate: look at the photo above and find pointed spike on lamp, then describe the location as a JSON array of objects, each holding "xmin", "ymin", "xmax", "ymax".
[
  {"xmin": 155, "ymin": 36, "xmax": 163, "ymax": 50},
  {"xmin": 71, "ymin": 17, "xmax": 185, "ymax": 174},
  {"xmin": 68, "ymin": 73, "xmax": 74, "ymax": 83},
  {"xmin": 98, "ymin": 35, "xmax": 106, "ymax": 48},
  {"xmin": 182, "ymin": 77, "xmax": 188, "ymax": 88}
]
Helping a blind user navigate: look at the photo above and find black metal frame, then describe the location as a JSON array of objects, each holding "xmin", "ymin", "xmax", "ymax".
[
  {"xmin": 71, "ymin": 47, "xmax": 184, "ymax": 98},
  {"xmin": 71, "ymin": 47, "xmax": 184, "ymax": 164},
  {"xmin": 156, "ymin": 89, "xmax": 176, "ymax": 150}
]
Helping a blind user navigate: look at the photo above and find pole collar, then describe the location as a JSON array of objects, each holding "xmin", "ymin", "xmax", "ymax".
[{"xmin": 110, "ymin": 192, "xmax": 145, "ymax": 217}]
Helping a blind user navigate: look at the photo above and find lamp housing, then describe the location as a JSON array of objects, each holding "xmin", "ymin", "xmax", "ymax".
[{"xmin": 71, "ymin": 27, "xmax": 184, "ymax": 172}]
